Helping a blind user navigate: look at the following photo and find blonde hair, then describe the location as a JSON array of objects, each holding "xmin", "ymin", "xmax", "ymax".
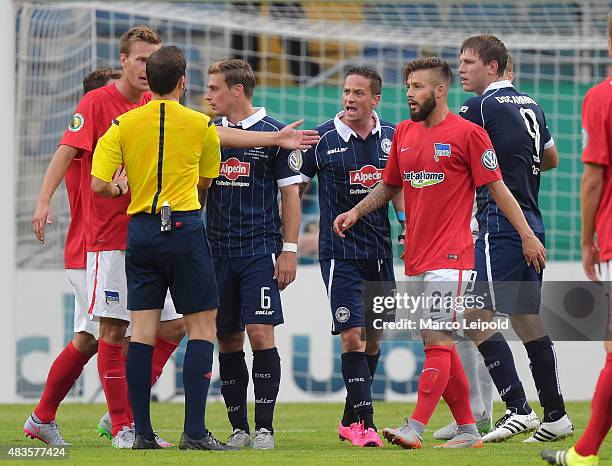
[{"xmin": 119, "ymin": 25, "xmax": 161, "ymax": 56}]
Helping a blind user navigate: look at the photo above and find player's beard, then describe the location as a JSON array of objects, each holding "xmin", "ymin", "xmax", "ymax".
[{"xmin": 409, "ymin": 92, "xmax": 436, "ymax": 122}]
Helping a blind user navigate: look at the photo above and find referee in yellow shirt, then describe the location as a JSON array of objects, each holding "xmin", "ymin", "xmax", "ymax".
[{"xmin": 91, "ymin": 46, "xmax": 234, "ymax": 451}]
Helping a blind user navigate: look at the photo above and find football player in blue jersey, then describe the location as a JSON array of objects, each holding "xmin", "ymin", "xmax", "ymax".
[
  {"xmin": 300, "ymin": 66, "xmax": 405, "ymax": 448},
  {"xmin": 204, "ymin": 59, "xmax": 303, "ymax": 450},
  {"xmin": 458, "ymin": 34, "xmax": 572, "ymax": 443}
]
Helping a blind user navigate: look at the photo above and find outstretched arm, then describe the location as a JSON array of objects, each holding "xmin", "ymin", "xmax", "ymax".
[
  {"xmin": 216, "ymin": 119, "xmax": 319, "ymax": 150},
  {"xmin": 333, "ymin": 182, "xmax": 401, "ymax": 238}
]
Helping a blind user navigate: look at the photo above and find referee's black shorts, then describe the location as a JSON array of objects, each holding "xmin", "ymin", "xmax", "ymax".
[{"xmin": 126, "ymin": 210, "xmax": 219, "ymax": 314}]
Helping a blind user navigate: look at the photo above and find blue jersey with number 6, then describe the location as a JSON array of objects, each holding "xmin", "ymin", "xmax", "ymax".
[{"xmin": 459, "ymin": 81, "xmax": 553, "ymax": 234}]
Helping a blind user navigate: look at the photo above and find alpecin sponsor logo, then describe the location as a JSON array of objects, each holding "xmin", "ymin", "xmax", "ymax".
[
  {"xmin": 403, "ymin": 170, "xmax": 445, "ymax": 188},
  {"xmin": 349, "ymin": 165, "xmax": 384, "ymax": 189},
  {"xmin": 220, "ymin": 157, "xmax": 250, "ymax": 180}
]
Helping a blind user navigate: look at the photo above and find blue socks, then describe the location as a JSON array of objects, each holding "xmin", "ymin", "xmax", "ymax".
[
  {"xmin": 341, "ymin": 351, "xmax": 374, "ymax": 429},
  {"xmin": 219, "ymin": 350, "xmax": 250, "ymax": 432},
  {"xmin": 524, "ymin": 335, "xmax": 566, "ymax": 422},
  {"xmin": 478, "ymin": 332, "xmax": 531, "ymax": 415},
  {"xmin": 126, "ymin": 342, "xmax": 154, "ymax": 441},
  {"xmin": 253, "ymin": 347, "xmax": 281, "ymax": 432},
  {"xmin": 183, "ymin": 339, "xmax": 214, "ymax": 440}
]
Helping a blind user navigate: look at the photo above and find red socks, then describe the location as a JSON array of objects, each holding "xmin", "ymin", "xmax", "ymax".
[
  {"xmin": 34, "ymin": 342, "xmax": 92, "ymax": 423},
  {"xmin": 98, "ymin": 340, "xmax": 131, "ymax": 436},
  {"xmin": 412, "ymin": 345, "xmax": 452, "ymax": 425},
  {"xmin": 151, "ymin": 336, "xmax": 179, "ymax": 386},
  {"xmin": 575, "ymin": 352, "xmax": 612, "ymax": 457},
  {"xmin": 442, "ymin": 345, "xmax": 476, "ymax": 425}
]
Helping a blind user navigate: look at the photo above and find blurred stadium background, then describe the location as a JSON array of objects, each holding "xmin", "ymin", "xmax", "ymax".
[{"xmin": 1, "ymin": 0, "xmax": 610, "ymax": 404}]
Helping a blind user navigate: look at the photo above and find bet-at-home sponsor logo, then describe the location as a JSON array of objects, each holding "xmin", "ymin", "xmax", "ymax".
[{"xmin": 403, "ymin": 170, "xmax": 445, "ymax": 188}]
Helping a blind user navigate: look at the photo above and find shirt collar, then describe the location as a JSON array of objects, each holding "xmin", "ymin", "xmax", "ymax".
[
  {"xmin": 333, "ymin": 110, "xmax": 382, "ymax": 142},
  {"xmin": 483, "ymin": 79, "xmax": 514, "ymax": 95},
  {"xmin": 221, "ymin": 107, "xmax": 267, "ymax": 129}
]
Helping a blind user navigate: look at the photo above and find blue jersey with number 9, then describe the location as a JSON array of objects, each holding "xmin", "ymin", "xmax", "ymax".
[{"xmin": 459, "ymin": 81, "xmax": 553, "ymax": 234}]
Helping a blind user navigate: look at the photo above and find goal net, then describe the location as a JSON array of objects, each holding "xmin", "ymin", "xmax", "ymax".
[{"xmin": 15, "ymin": 0, "xmax": 611, "ymax": 268}]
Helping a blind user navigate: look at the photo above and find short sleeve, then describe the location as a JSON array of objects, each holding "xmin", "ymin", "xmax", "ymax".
[
  {"xmin": 540, "ymin": 110, "xmax": 554, "ymax": 149},
  {"xmin": 459, "ymin": 97, "xmax": 484, "ymax": 127},
  {"xmin": 60, "ymin": 93, "xmax": 96, "ymax": 153},
  {"xmin": 274, "ymin": 146, "xmax": 303, "ymax": 187},
  {"xmin": 300, "ymin": 142, "xmax": 319, "ymax": 182},
  {"xmin": 91, "ymin": 120, "xmax": 123, "ymax": 182},
  {"xmin": 582, "ymin": 86, "xmax": 610, "ymax": 166},
  {"xmin": 382, "ymin": 126, "xmax": 403, "ymax": 187},
  {"xmin": 467, "ymin": 126, "xmax": 503, "ymax": 188},
  {"xmin": 200, "ymin": 119, "xmax": 221, "ymax": 178}
]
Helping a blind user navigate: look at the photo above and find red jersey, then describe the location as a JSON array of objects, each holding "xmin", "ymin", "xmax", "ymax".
[
  {"xmin": 64, "ymin": 159, "xmax": 85, "ymax": 269},
  {"xmin": 582, "ymin": 78, "xmax": 612, "ymax": 261},
  {"xmin": 60, "ymin": 84, "xmax": 151, "ymax": 252},
  {"xmin": 383, "ymin": 112, "xmax": 502, "ymax": 275}
]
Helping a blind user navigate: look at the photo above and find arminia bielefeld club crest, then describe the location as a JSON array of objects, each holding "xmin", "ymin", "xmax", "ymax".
[{"xmin": 68, "ymin": 113, "xmax": 84, "ymax": 132}]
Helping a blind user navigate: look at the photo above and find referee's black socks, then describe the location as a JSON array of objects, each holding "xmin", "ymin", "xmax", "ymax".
[
  {"xmin": 183, "ymin": 339, "xmax": 214, "ymax": 440},
  {"xmin": 126, "ymin": 342, "xmax": 155, "ymax": 441}
]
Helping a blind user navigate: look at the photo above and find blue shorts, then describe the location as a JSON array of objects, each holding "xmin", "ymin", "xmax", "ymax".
[
  {"xmin": 213, "ymin": 254, "xmax": 283, "ymax": 336},
  {"xmin": 474, "ymin": 231, "xmax": 544, "ymax": 314},
  {"xmin": 126, "ymin": 211, "xmax": 219, "ymax": 315},
  {"xmin": 320, "ymin": 258, "xmax": 395, "ymax": 335}
]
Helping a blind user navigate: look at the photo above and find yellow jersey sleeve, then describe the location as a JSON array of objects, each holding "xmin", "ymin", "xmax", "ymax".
[
  {"xmin": 199, "ymin": 120, "xmax": 221, "ymax": 178},
  {"xmin": 91, "ymin": 121, "xmax": 123, "ymax": 182}
]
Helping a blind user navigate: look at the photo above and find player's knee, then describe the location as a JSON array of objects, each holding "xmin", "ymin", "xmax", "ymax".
[
  {"xmin": 72, "ymin": 332, "xmax": 98, "ymax": 357},
  {"xmin": 341, "ymin": 328, "xmax": 365, "ymax": 353},
  {"xmin": 159, "ymin": 317, "xmax": 186, "ymax": 344},
  {"xmin": 510, "ymin": 315, "xmax": 545, "ymax": 342},
  {"xmin": 98, "ymin": 318, "xmax": 128, "ymax": 344},
  {"xmin": 218, "ymin": 332, "xmax": 245, "ymax": 353},
  {"xmin": 246, "ymin": 324, "xmax": 274, "ymax": 350}
]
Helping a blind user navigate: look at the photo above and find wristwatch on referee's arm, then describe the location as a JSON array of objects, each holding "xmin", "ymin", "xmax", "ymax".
[{"xmin": 112, "ymin": 183, "xmax": 124, "ymax": 198}]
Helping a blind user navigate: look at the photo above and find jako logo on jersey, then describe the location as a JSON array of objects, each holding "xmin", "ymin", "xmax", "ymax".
[
  {"xmin": 481, "ymin": 149, "xmax": 498, "ymax": 170},
  {"xmin": 433, "ymin": 143, "xmax": 451, "ymax": 161},
  {"xmin": 288, "ymin": 150, "xmax": 303, "ymax": 172},
  {"xmin": 403, "ymin": 171, "xmax": 445, "ymax": 188},
  {"xmin": 219, "ymin": 157, "xmax": 250, "ymax": 181},
  {"xmin": 349, "ymin": 165, "xmax": 384, "ymax": 188},
  {"xmin": 68, "ymin": 113, "xmax": 84, "ymax": 132},
  {"xmin": 327, "ymin": 147, "xmax": 348, "ymax": 155},
  {"xmin": 381, "ymin": 138, "xmax": 392, "ymax": 155},
  {"xmin": 335, "ymin": 306, "xmax": 351, "ymax": 323}
]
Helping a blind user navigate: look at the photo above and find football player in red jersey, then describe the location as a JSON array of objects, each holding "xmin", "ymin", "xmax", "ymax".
[
  {"xmin": 335, "ymin": 57, "xmax": 545, "ymax": 449},
  {"xmin": 542, "ymin": 12, "xmax": 612, "ymax": 466}
]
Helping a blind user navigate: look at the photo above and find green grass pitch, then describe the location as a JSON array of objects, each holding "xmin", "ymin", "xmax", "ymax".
[{"xmin": 1, "ymin": 401, "xmax": 608, "ymax": 465}]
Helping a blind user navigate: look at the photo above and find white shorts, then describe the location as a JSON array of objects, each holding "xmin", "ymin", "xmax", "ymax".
[
  {"xmin": 66, "ymin": 268, "xmax": 98, "ymax": 337},
  {"xmin": 599, "ymin": 260, "xmax": 612, "ymax": 332},
  {"xmin": 406, "ymin": 268, "xmax": 475, "ymax": 324},
  {"xmin": 87, "ymin": 250, "xmax": 182, "ymax": 323}
]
